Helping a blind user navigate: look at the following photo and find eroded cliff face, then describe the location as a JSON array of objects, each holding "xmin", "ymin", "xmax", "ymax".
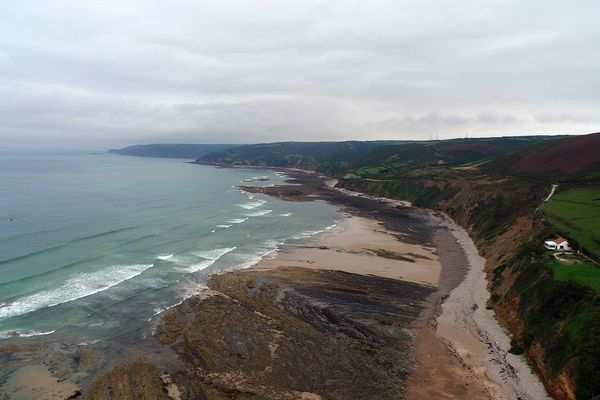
[{"xmin": 338, "ymin": 176, "xmax": 579, "ymax": 399}]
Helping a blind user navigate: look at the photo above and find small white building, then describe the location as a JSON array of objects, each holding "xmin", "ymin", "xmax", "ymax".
[{"xmin": 544, "ymin": 237, "xmax": 571, "ymax": 251}]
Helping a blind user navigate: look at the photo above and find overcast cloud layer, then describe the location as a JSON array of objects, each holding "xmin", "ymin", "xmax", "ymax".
[{"xmin": 1, "ymin": 0, "xmax": 599, "ymax": 148}]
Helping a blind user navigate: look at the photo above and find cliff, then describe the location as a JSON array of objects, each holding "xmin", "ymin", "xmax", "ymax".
[
  {"xmin": 193, "ymin": 133, "xmax": 599, "ymax": 398},
  {"xmin": 337, "ymin": 173, "xmax": 600, "ymax": 399}
]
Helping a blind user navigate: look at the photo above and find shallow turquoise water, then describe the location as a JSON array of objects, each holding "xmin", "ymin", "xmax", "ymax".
[{"xmin": 0, "ymin": 153, "xmax": 340, "ymax": 345}]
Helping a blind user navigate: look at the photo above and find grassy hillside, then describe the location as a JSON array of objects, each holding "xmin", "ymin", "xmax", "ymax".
[
  {"xmin": 197, "ymin": 136, "xmax": 551, "ymax": 177},
  {"xmin": 108, "ymin": 143, "xmax": 238, "ymax": 159},
  {"xmin": 550, "ymin": 260, "xmax": 600, "ymax": 292},
  {"xmin": 344, "ymin": 136, "xmax": 552, "ymax": 174},
  {"xmin": 508, "ymin": 245, "xmax": 600, "ymax": 400},
  {"xmin": 544, "ymin": 187, "xmax": 600, "ymax": 260},
  {"xmin": 196, "ymin": 141, "xmax": 398, "ymax": 176}
]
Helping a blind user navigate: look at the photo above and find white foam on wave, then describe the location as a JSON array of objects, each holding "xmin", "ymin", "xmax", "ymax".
[
  {"xmin": 153, "ymin": 306, "xmax": 164, "ymax": 316},
  {"xmin": 291, "ymin": 223, "xmax": 337, "ymax": 240},
  {"xmin": 185, "ymin": 247, "xmax": 236, "ymax": 273},
  {"xmin": 237, "ymin": 200, "xmax": 266, "ymax": 210},
  {"xmin": 279, "ymin": 213, "xmax": 292, "ymax": 217},
  {"xmin": 78, "ymin": 339, "xmax": 101, "ymax": 346},
  {"xmin": 244, "ymin": 209, "xmax": 272, "ymax": 217},
  {"xmin": 0, "ymin": 264, "xmax": 154, "ymax": 320},
  {"xmin": 227, "ymin": 218, "xmax": 248, "ymax": 224},
  {"xmin": 0, "ymin": 329, "xmax": 56, "ymax": 339},
  {"xmin": 216, "ymin": 224, "xmax": 232, "ymax": 228},
  {"xmin": 235, "ymin": 240, "xmax": 283, "ymax": 270},
  {"xmin": 152, "ymin": 299, "xmax": 185, "ymax": 316},
  {"xmin": 156, "ymin": 254, "xmax": 174, "ymax": 261},
  {"xmin": 241, "ymin": 176, "xmax": 270, "ymax": 183}
]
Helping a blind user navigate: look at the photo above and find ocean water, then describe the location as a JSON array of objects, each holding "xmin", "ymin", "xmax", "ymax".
[{"xmin": 0, "ymin": 152, "xmax": 340, "ymax": 348}]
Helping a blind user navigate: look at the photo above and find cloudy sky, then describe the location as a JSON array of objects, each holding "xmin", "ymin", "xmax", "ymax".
[{"xmin": 1, "ymin": 0, "xmax": 599, "ymax": 148}]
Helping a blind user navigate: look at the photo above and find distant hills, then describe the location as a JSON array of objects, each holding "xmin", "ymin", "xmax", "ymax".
[
  {"xmin": 110, "ymin": 134, "xmax": 599, "ymax": 183},
  {"xmin": 108, "ymin": 143, "xmax": 239, "ymax": 159},
  {"xmin": 489, "ymin": 132, "xmax": 600, "ymax": 182},
  {"xmin": 194, "ymin": 135, "xmax": 562, "ymax": 177},
  {"xmin": 195, "ymin": 141, "xmax": 398, "ymax": 175}
]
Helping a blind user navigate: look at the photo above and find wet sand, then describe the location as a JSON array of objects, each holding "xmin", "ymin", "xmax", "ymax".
[
  {"xmin": 254, "ymin": 215, "xmax": 441, "ymax": 286},
  {"xmin": 2, "ymin": 365, "xmax": 80, "ymax": 400}
]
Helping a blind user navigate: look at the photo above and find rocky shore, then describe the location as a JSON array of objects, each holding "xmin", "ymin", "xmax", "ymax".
[
  {"xmin": 83, "ymin": 171, "xmax": 486, "ymax": 400},
  {"xmin": 2, "ymin": 170, "xmax": 550, "ymax": 399}
]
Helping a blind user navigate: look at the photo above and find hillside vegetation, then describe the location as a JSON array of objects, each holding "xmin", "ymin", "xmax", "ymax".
[
  {"xmin": 197, "ymin": 140, "xmax": 396, "ymax": 175},
  {"xmin": 108, "ymin": 143, "xmax": 238, "ymax": 159},
  {"xmin": 544, "ymin": 187, "xmax": 600, "ymax": 260},
  {"xmin": 197, "ymin": 136, "xmax": 554, "ymax": 177},
  {"xmin": 550, "ymin": 260, "xmax": 600, "ymax": 292},
  {"xmin": 197, "ymin": 132, "xmax": 600, "ymax": 399},
  {"xmin": 488, "ymin": 132, "xmax": 600, "ymax": 182}
]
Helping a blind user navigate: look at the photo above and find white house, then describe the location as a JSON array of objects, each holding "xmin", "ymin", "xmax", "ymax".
[{"xmin": 544, "ymin": 237, "xmax": 571, "ymax": 251}]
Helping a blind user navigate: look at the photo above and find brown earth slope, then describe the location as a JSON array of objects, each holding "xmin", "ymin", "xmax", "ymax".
[{"xmin": 501, "ymin": 132, "xmax": 600, "ymax": 180}]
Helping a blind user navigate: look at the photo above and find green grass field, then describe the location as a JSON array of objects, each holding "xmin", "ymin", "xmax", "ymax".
[
  {"xmin": 550, "ymin": 261, "xmax": 600, "ymax": 292},
  {"xmin": 544, "ymin": 187, "xmax": 600, "ymax": 260},
  {"xmin": 356, "ymin": 166, "xmax": 384, "ymax": 176}
]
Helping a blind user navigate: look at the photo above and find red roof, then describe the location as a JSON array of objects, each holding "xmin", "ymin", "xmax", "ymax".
[{"xmin": 554, "ymin": 237, "xmax": 567, "ymax": 244}]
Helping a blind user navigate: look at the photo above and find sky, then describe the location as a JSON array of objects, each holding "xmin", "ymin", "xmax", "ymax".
[{"xmin": 1, "ymin": 0, "xmax": 599, "ymax": 149}]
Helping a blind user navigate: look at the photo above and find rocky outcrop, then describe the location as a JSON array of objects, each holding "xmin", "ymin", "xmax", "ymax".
[{"xmin": 90, "ymin": 267, "xmax": 436, "ymax": 400}]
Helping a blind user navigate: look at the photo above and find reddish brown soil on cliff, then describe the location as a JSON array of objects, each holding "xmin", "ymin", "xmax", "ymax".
[
  {"xmin": 439, "ymin": 142, "xmax": 506, "ymax": 154},
  {"xmin": 509, "ymin": 132, "xmax": 600, "ymax": 175}
]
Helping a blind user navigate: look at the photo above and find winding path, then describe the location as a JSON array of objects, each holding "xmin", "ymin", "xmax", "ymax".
[{"xmin": 543, "ymin": 184, "xmax": 559, "ymax": 202}]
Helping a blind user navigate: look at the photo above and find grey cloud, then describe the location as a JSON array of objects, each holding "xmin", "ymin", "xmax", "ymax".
[
  {"xmin": 1, "ymin": 0, "xmax": 599, "ymax": 148},
  {"xmin": 535, "ymin": 114, "xmax": 600, "ymax": 124},
  {"xmin": 375, "ymin": 112, "xmax": 528, "ymax": 132}
]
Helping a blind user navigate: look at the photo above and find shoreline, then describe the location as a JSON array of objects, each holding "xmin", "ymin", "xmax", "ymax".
[
  {"xmin": 251, "ymin": 215, "xmax": 441, "ymax": 287},
  {"xmin": 434, "ymin": 216, "xmax": 551, "ymax": 400},
  {"xmin": 1, "ymin": 166, "xmax": 551, "ymax": 399},
  {"xmin": 236, "ymin": 168, "xmax": 551, "ymax": 399}
]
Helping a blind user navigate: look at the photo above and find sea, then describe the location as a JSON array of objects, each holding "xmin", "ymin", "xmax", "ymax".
[{"xmin": 0, "ymin": 151, "xmax": 340, "ymax": 353}]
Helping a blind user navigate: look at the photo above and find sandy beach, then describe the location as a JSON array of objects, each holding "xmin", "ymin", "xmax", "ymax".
[
  {"xmin": 240, "ymin": 170, "xmax": 552, "ymax": 399},
  {"xmin": 254, "ymin": 215, "xmax": 441, "ymax": 286},
  {"xmin": 433, "ymin": 216, "xmax": 551, "ymax": 400},
  {"xmin": 2, "ymin": 365, "xmax": 80, "ymax": 400}
]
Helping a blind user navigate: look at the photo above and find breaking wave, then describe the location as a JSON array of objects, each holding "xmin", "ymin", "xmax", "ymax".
[
  {"xmin": 235, "ymin": 240, "xmax": 283, "ymax": 269},
  {"xmin": 290, "ymin": 224, "xmax": 337, "ymax": 240},
  {"xmin": 237, "ymin": 200, "xmax": 266, "ymax": 210},
  {"xmin": 0, "ymin": 264, "xmax": 155, "ymax": 320},
  {"xmin": 0, "ymin": 329, "xmax": 56, "ymax": 339},
  {"xmin": 185, "ymin": 247, "xmax": 237, "ymax": 273},
  {"xmin": 244, "ymin": 209, "xmax": 272, "ymax": 217}
]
